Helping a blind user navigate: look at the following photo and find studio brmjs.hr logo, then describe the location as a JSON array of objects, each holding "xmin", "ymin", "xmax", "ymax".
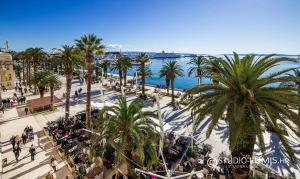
[{"xmin": 206, "ymin": 156, "xmax": 289, "ymax": 168}]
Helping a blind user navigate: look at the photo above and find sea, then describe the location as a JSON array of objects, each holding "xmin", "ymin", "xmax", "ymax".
[{"xmin": 110, "ymin": 55, "xmax": 300, "ymax": 90}]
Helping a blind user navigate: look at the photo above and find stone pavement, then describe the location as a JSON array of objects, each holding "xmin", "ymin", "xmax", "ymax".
[
  {"xmin": 0, "ymin": 107, "xmax": 72, "ymax": 179},
  {"xmin": 0, "ymin": 75, "xmax": 188, "ymax": 179}
]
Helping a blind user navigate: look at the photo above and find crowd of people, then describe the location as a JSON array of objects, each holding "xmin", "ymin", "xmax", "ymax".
[
  {"xmin": 9, "ymin": 125, "xmax": 35, "ymax": 162},
  {"xmin": 46, "ymin": 110, "xmax": 102, "ymax": 178},
  {"xmin": 0, "ymin": 81, "xmax": 27, "ymax": 114}
]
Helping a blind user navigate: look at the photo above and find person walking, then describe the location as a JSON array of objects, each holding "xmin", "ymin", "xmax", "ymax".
[
  {"xmin": 25, "ymin": 107, "xmax": 29, "ymax": 115},
  {"xmin": 16, "ymin": 135, "xmax": 21, "ymax": 147},
  {"xmin": 10, "ymin": 135, "xmax": 16, "ymax": 149},
  {"xmin": 24, "ymin": 125, "xmax": 29, "ymax": 137},
  {"xmin": 29, "ymin": 144, "xmax": 36, "ymax": 161},
  {"xmin": 29, "ymin": 126, "xmax": 34, "ymax": 141},
  {"xmin": 0, "ymin": 103, "xmax": 4, "ymax": 113},
  {"xmin": 14, "ymin": 145, "xmax": 21, "ymax": 161},
  {"xmin": 21, "ymin": 132, "xmax": 27, "ymax": 145},
  {"xmin": 45, "ymin": 171, "xmax": 54, "ymax": 179},
  {"xmin": 50, "ymin": 157, "xmax": 58, "ymax": 172}
]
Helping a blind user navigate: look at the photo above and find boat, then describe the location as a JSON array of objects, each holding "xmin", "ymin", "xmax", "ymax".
[{"xmin": 152, "ymin": 51, "xmax": 181, "ymax": 59}]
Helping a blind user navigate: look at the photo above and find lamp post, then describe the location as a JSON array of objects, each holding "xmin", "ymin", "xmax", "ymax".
[{"xmin": 155, "ymin": 93, "xmax": 163, "ymax": 151}]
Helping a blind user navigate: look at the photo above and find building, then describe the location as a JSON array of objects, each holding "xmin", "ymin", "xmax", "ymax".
[{"xmin": 0, "ymin": 52, "xmax": 16, "ymax": 90}]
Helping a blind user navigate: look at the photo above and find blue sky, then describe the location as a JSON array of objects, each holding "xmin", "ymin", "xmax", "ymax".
[{"xmin": 1, "ymin": 0, "xmax": 300, "ymax": 54}]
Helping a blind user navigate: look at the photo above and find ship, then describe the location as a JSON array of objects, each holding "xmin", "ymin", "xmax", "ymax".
[{"xmin": 152, "ymin": 51, "xmax": 181, "ymax": 59}]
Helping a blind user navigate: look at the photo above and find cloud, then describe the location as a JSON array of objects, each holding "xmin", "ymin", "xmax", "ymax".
[{"xmin": 106, "ymin": 44, "xmax": 122, "ymax": 50}]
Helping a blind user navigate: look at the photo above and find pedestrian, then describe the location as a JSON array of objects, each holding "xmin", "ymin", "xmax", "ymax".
[
  {"xmin": 16, "ymin": 135, "xmax": 21, "ymax": 147},
  {"xmin": 29, "ymin": 144, "xmax": 36, "ymax": 161},
  {"xmin": 50, "ymin": 157, "xmax": 58, "ymax": 172},
  {"xmin": 0, "ymin": 103, "xmax": 4, "ymax": 114},
  {"xmin": 29, "ymin": 131, "xmax": 34, "ymax": 141},
  {"xmin": 29, "ymin": 125, "xmax": 33, "ymax": 134},
  {"xmin": 14, "ymin": 145, "xmax": 21, "ymax": 161},
  {"xmin": 10, "ymin": 135, "xmax": 16, "ymax": 149},
  {"xmin": 45, "ymin": 171, "xmax": 54, "ymax": 179},
  {"xmin": 21, "ymin": 132, "xmax": 27, "ymax": 145},
  {"xmin": 25, "ymin": 107, "xmax": 29, "ymax": 115},
  {"xmin": 24, "ymin": 125, "xmax": 29, "ymax": 137}
]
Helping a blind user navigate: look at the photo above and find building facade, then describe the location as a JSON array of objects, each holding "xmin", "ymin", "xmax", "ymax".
[{"xmin": 0, "ymin": 52, "xmax": 16, "ymax": 90}]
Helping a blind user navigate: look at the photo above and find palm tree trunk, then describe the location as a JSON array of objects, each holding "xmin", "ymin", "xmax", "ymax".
[
  {"xmin": 50, "ymin": 87, "xmax": 54, "ymax": 111},
  {"xmin": 39, "ymin": 88, "xmax": 44, "ymax": 98},
  {"xmin": 125, "ymin": 150, "xmax": 138, "ymax": 178},
  {"xmin": 22, "ymin": 60, "xmax": 26, "ymax": 84},
  {"xmin": 33, "ymin": 62, "xmax": 37, "ymax": 93},
  {"xmin": 95, "ymin": 67, "xmax": 99, "ymax": 81},
  {"xmin": 231, "ymin": 116, "xmax": 256, "ymax": 179},
  {"xmin": 171, "ymin": 80, "xmax": 175, "ymax": 103},
  {"xmin": 105, "ymin": 68, "xmax": 108, "ymax": 79},
  {"xmin": 124, "ymin": 71, "xmax": 127, "ymax": 86},
  {"xmin": 65, "ymin": 73, "xmax": 72, "ymax": 120},
  {"xmin": 119, "ymin": 70, "xmax": 123, "ymax": 88},
  {"xmin": 198, "ymin": 77, "xmax": 200, "ymax": 85},
  {"xmin": 26, "ymin": 61, "xmax": 30, "ymax": 84},
  {"xmin": 142, "ymin": 73, "xmax": 145, "ymax": 97},
  {"xmin": 166, "ymin": 79, "xmax": 170, "ymax": 95},
  {"xmin": 298, "ymin": 85, "xmax": 300, "ymax": 118},
  {"xmin": 86, "ymin": 55, "xmax": 93, "ymax": 129}
]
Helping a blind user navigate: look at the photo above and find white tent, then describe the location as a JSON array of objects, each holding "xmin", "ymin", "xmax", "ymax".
[{"xmin": 91, "ymin": 101, "xmax": 116, "ymax": 116}]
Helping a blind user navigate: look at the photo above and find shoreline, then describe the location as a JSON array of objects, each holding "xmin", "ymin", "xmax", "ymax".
[{"xmin": 107, "ymin": 73, "xmax": 185, "ymax": 92}]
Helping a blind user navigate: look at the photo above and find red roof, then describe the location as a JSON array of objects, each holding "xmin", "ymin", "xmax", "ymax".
[{"xmin": 27, "ymin": 96, "xmax": 61, "ymax": 108}]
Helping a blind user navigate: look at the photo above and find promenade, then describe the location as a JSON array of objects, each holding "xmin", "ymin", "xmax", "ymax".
[{"xmin": 0, "ymin": 75, "xmax": 299, "ymax": 178}]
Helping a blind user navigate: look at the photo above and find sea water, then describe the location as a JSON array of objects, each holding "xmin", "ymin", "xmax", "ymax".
[{"xmin": 110, "ymin": 56, "xmax": 300, "ymax": 90}]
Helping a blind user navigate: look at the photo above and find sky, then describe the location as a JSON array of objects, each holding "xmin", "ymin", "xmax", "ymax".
[{"xmin": 1, "ymin": 0, "xmax": 300, "ymax": 54}]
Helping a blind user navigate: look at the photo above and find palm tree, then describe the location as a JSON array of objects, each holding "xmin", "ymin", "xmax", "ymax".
[
  {"xmin": 28, "ymin": 48, "xmax": 47, "ymax": 75},
  {"xmin": 281, "ymin": 69, "xmax": 300, "ymax": 116},
  {"xmin": 186, "ymin": 53, "xmax": 300, "ymax": 178},
  {"xmin": 13, "ymin": 64, "xmax": 22, "ymax": 80},
  {"xmin": 137, "ymin": 53, "xmax": 152, "ymax": 99},
  {"xmin": 94, "ymin": 97, "xmax": 159, "ymax": 178},
  {"xmin": 206, "ymin": 56, "xmax": 222, "ymax": 84},
  {"xmin": 47, "ymin": 74, "xmax": 61, "ymax": 111},
  {"xmin": 55, "ymin": 45, "xmax": 82, "ymax": 118},
  {"xmin": 75, "ymin": 34, "xmax": 105, "ymax": 129},
  {"xmin": 100, "ymin": 60, "xmax": 110, "ymax": 78},
  {"xmin": 94, "ymin": 62, "xmax": 102, "ymax": 80},
  {"xmin": 160, "ymin": 66, "xmax": 170, "ymax": 95},
  {"xmin": 30, "ymin": 71, "xmax": 50, "ymax": 98},
  {"xmin": 160, "ymin": 61, "xmax": 184, "ymax": 103},
  {"xmin": 23, "ymin": 48, "xmax": 32, "ymax": 84},
  {"xmin": 111, "ymin": 56, "xmax": 132, "ymax": 87},
  {"xmin": 26, "ymin": 48, "xmax": 47, "ymax": 93},
  {"xmin": 111, "ymin": 58, "xmax": 124, "ymax": 87},
  {"xmin": 187, "ymin": 56, "xmax": 208, "ymax": 85},
  {"xmin": 120, "ymin": 56, "xmax": 132, "ymax": 86},
  {"xmin": 15, "ymin": 51, "xmax": 27, "ymax": 83}
]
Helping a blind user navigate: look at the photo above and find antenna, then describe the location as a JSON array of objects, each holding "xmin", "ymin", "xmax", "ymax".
[{"xmin": 5, "ymin": 40, "xmax": 9, "ymax": 51}]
